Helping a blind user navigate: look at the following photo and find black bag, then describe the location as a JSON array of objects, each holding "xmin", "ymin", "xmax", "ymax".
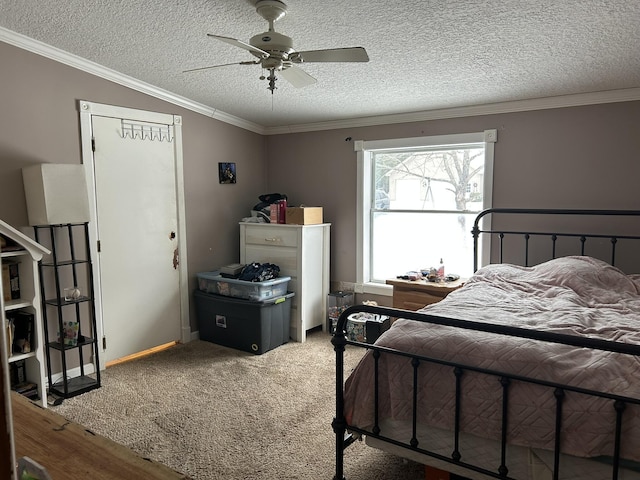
[{"xmin": 252, "ymin": 193, "xmax": 287, "ymax": 212}]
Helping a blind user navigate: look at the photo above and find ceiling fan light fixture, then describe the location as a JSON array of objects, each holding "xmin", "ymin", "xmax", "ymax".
[{"xmin": 262, "ymin": 57, "xmax": 284, "ymax": 71}]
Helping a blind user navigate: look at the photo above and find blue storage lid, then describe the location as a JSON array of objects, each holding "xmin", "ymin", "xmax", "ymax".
[
  {"xmin": 197, "ymin": 271, "xmax": 291, "ymax": 286},
  {"xmin": 194, "ymin": 290, "xmax": 294, "ymax": 305}
]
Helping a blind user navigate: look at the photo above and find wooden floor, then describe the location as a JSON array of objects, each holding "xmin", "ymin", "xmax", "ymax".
[{"xmin": 12, "ymin": 392, "xmax": 190, "ymax": 480}]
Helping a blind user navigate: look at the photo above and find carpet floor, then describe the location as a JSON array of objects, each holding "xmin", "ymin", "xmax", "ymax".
[{"xmin": 53, "ymin": 329, "xmax": 425, "ymax": 479}]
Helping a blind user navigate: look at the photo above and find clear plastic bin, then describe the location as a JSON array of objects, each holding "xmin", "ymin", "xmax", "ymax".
[
  {"xmin": 328, "ymin": 291, "xmax": 354, "ymax": 334},
  {"xmin": 197, "ymin": 271, "xmax": 291, "ymax": 301}
]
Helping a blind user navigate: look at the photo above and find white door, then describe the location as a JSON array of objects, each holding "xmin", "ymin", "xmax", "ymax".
[{"xmin": 89, "ymin": 113, "xmax": 182, "ymax": 364}]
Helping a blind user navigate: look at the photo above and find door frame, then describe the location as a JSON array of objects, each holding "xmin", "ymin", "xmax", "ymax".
[{"xmin": 78, "ymin": 100, "xmax": 190, "ymax": 370}]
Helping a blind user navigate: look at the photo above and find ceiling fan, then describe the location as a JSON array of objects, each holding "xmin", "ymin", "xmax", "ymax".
[{"xmin": 184, "ymin": 0, "xmax": 369, "ymax": 94}]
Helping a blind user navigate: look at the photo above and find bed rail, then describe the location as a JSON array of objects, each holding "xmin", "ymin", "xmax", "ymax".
[
  {"xmin": 333, "ymin": 305, "xmax": 640, "ymax": 480},
  {"xmin": 472, "ymin": 208, "xmax": 640, "ymax": 272}
]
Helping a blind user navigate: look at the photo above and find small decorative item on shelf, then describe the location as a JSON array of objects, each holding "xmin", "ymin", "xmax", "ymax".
[
  {"xmin": 63, "ymin": 286, "xmax": 81, "ymax": 301},
  {"xmin": 58, "ymin": 321, "xmax": 79, "ymax": 346}
]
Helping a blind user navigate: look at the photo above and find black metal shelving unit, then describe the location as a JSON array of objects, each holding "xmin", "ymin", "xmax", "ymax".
[{"xmin": 34, "ymin": 222, "xmax": 101, "ymax": 399}]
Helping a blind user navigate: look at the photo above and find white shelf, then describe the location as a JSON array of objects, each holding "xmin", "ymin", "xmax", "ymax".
[
  {"xmin": 1, "ymin": 250, "xmax": 28, "ymax": 258},
  {"xmin": 3, "ymin": 299, "xmax": 33, "ymax": 311},
  {"xmin": 8, "ymin": 351, "xmax": 37, "ymax": 364},
  {"xmin": 1, "ymin": 219, "xmax": 49, "ymax": 409}
]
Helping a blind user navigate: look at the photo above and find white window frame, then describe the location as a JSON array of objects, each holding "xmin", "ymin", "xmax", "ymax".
[{"xmin": 354, "ymin": 130, "xmax": 497, "ymax": 295}]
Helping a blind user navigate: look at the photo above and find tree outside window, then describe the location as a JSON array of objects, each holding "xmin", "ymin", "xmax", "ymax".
[{"xmin": 356, "ymin": 131, "xmax": 496, "ymax": 291}]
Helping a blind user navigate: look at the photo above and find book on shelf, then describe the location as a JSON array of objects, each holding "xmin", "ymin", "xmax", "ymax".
[
  {"xmin": 13, "ymin": 381, "xmax": 39, "ymax": 400},
  {"xmin": 4, "ymin": 317, "xmax": 14, "ymax": 358},
  {"xmin": 10, "ymin": 359, "xmax": 26, "ymax": 386},
  {"xmin": 9, "ymin": 363, "xmax": 40, "ymax": 400},
  {"xmin": 2, "ymin": 259, "xmax": 20, "ymax": 301}
]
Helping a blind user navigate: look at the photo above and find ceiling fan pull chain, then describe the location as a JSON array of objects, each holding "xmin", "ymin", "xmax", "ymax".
[{"xmin": 268, "ymin": 70, "xmax": 277, "ymax": 94}]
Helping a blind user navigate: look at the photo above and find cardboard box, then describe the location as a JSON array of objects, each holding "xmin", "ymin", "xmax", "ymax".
[{"xmin": 285, "ymin": 207, "xmax": 323, "ymax": 225}]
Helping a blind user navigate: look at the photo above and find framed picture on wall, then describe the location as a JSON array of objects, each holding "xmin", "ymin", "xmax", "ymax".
[{"xmin": 218, "ymin": 162, "xmax": 236, "ymax": 184}]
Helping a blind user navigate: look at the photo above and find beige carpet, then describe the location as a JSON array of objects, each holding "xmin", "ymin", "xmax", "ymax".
[{"xmin": 53, "ymin": 329, "xmax": 425, "ymax": 479}]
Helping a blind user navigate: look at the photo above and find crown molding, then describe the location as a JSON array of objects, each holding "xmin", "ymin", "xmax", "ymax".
[
  {"xmin": 3, "ymin": 26, "xmax": 639, "ymax": 137},
  {"xmin": 264, "ymin": 87, "xmax": 640, "ymax": 135},
  {"xmin": 0, "ymin": 27, "xmax": 266, "ymax": 135}
]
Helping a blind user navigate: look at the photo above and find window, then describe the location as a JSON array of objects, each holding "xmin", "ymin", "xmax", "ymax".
[{"xmin": 355, "ymin": 130, "xmax": 496, "ymax": 295}]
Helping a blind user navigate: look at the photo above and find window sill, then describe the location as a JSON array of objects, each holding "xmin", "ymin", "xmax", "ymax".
[{"xmin": 356, "ymin": 282, "xmax": 393, "ymax": 296}]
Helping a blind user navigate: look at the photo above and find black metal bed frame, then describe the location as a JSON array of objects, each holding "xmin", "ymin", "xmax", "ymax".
[
  {"xmin": 472, "ymin": 208, "xmax": 640, "ymax": 272},
  {"xmin": 333, "ymin": 208, "xmax": 640, "ymax": 480}
]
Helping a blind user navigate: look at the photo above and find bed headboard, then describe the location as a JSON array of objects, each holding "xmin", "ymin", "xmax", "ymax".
[{"xmin": 472, "ymin": 208, "xmax": 640, "ymax": 273}]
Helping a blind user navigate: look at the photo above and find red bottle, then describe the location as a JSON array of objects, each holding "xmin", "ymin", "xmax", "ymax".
[{"xmin": 278, "ymin": 199, "xmax": 287, "ymax": 224}]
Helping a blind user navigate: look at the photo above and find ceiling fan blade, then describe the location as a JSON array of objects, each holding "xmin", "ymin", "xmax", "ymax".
[
  {"xmin": 291, "ymin": 47, "xmax": 369, "ymax": 63},
  {"xmin": 182, "ymin": 60, "xmax": 258, "ymax": 73},
  {"xmin": 207, "ymin": 34, "xmax": 270, "ymax": 58},
  {"xmin": 279, "ymin": 65, "xmax": 317, "ymax": 88}
]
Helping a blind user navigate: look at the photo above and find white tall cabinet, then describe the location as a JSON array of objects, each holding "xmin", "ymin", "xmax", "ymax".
[
  {"xmin": 239, "ymin": 222, "xmax": 330, "ymax": 342},
  {"xmin": 1, "ymin": 220, "xmax": 49, "ymax": 408}
]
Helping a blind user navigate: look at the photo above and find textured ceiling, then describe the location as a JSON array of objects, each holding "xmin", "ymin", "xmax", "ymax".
[{"xmin": 2, "ymin": 0, "xmax": 640, "ymax": 129}]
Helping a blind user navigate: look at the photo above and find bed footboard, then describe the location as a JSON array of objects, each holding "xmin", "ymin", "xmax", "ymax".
[{"xmin": 333, "ymin": 304, "xmax": 640, "ymax": 480}]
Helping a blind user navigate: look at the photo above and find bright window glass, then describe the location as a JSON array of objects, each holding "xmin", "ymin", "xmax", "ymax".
[{"xmin": 356, "ymin": 131, "xmax": 495, "ymax": 291}]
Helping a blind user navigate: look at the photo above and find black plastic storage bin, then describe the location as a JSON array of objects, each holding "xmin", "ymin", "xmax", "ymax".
[{"xmin": 194, "ymin": 290, "xmax": 294, "ymax": 354}]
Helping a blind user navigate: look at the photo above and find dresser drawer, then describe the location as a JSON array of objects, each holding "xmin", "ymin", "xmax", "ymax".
[
  {"xmin": 387, "ymin": 278, "xmax": 465, "ymax": 311},
  {"xmin": 392, "ymin": 290, "xmax": 443, "ymax": 310},
  {"xmin": 243, "ymin": 226, "xmax": 299, "ymax": 248}
]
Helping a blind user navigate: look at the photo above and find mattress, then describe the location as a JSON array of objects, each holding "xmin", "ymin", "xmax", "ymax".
[{"xmin": 344, "ymin": 256, "xmax": 640, "ymax": 475}]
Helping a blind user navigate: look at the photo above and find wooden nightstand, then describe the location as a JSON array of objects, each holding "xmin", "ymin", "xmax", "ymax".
[{"xmin": 386, "ymin": 277, "xmax": 465, "ymax": 311}]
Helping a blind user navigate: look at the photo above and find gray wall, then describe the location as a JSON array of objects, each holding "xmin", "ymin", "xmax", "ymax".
[
  {"xmin": 265, "ymin": 102, "xmax": 640, "ymax": 285},
  {"xmin": 3, "ymin": 40, "xmax": 640, "ymax": 329},
  {"xmin": 0, "ymin": 41, "xmax": 266, "ymax": 332}
]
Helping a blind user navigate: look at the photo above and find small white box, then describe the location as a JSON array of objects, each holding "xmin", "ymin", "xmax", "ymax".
[{"xmin": 22, "ymin": 164, "xmax": 90, "ymax": 226}]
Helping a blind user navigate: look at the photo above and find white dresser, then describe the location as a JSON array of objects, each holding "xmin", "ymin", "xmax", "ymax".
[{"xmin": 239, "ymin": 222, "xmax": 330, "ymax": 342}]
